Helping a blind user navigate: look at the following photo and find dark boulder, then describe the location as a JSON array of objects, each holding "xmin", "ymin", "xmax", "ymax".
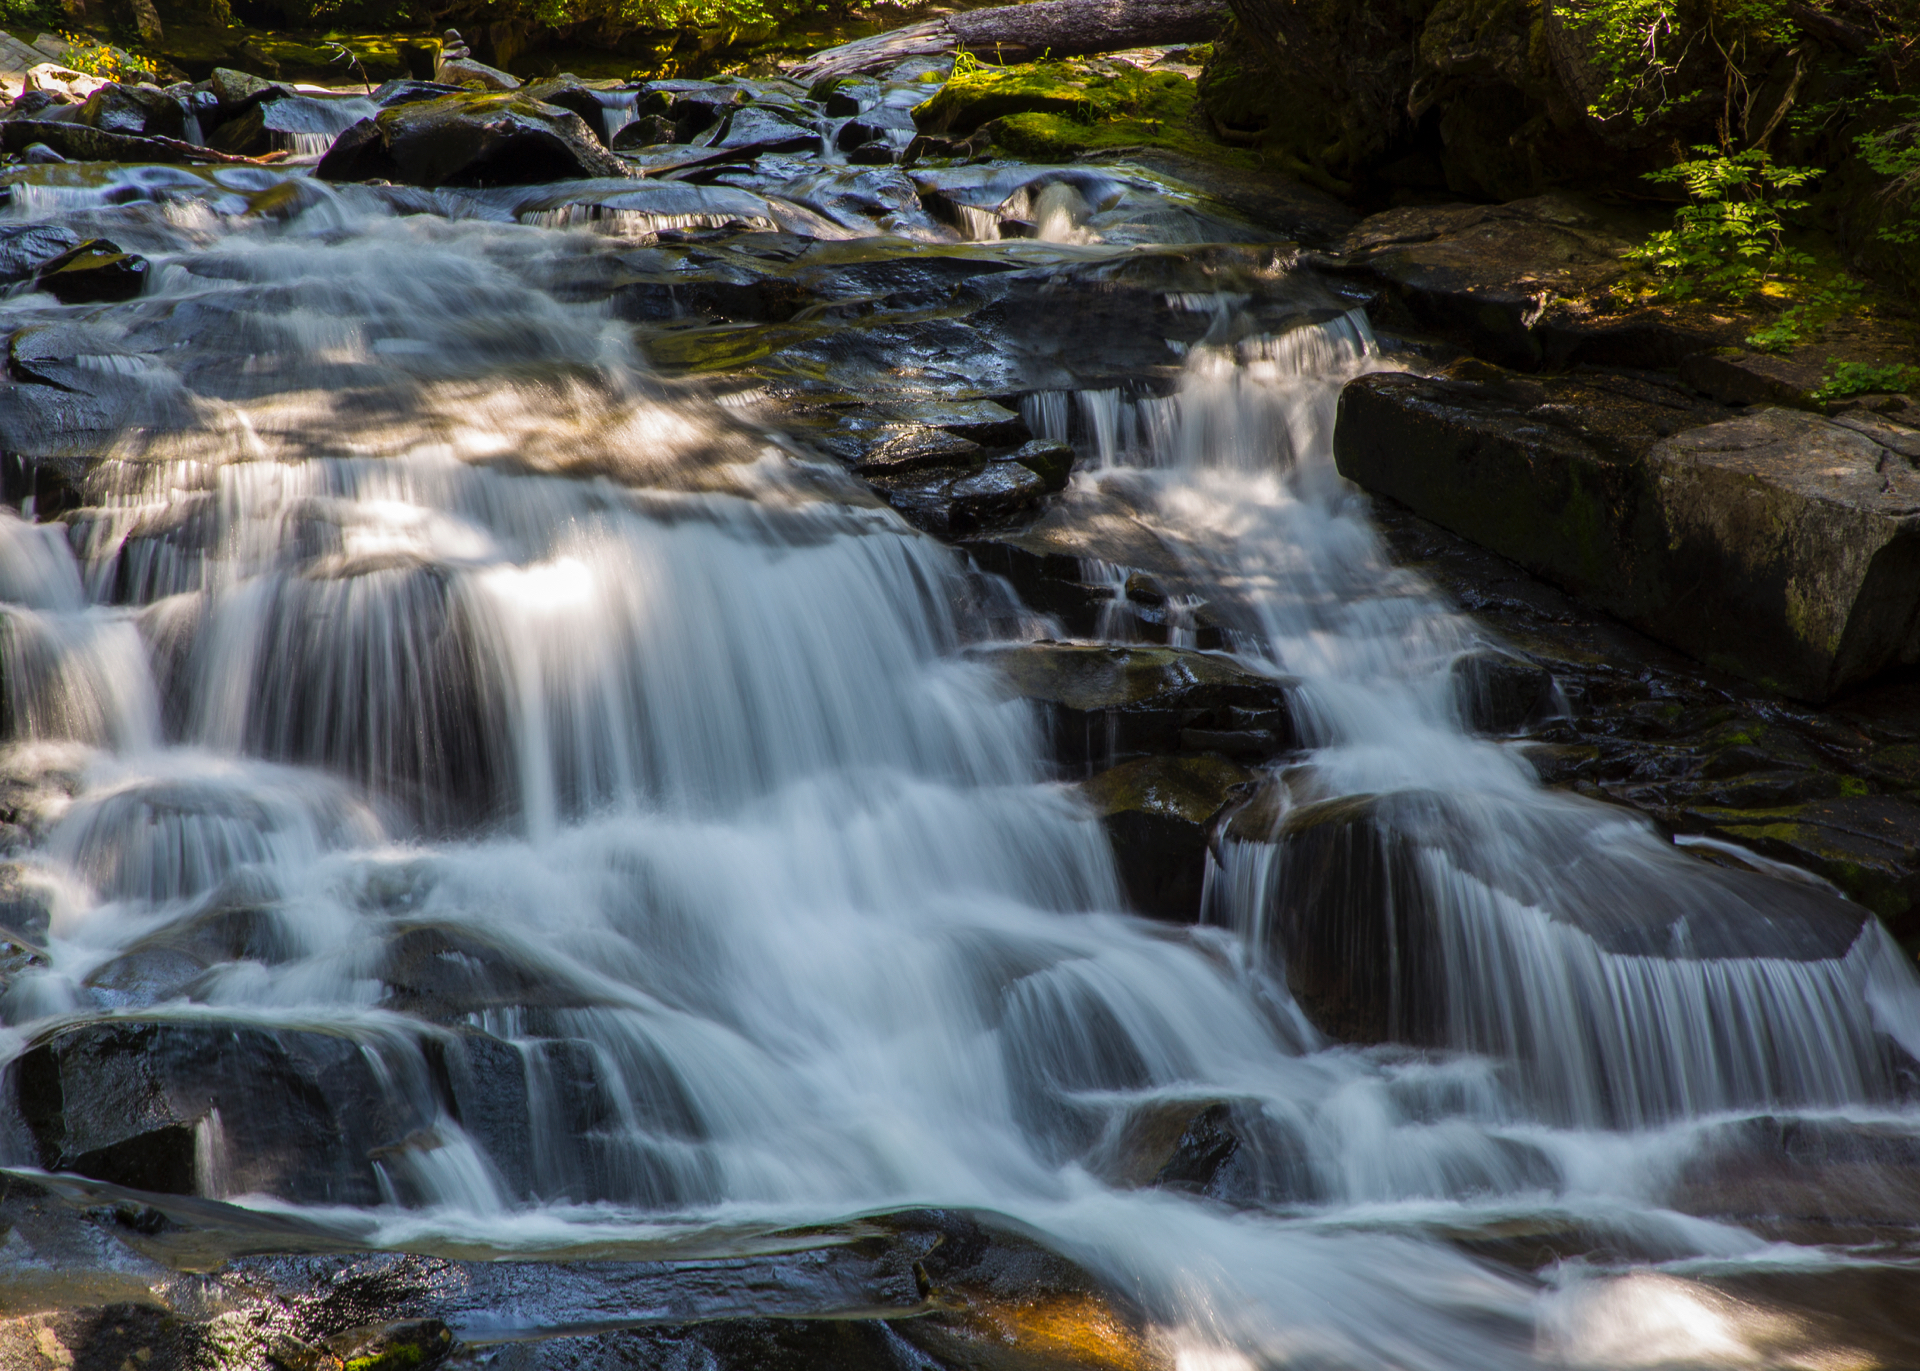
[
  {"xmin": 8, "ymin": 1018, "xmax": 433, "ymax": 1202},
  {"xmin": 1081, "ymin": 753, "xmax": 1255, "ymax": 920},
  {"xmin": 973, "ymin": 641, "xmax": 1296, "ymax": 772},
  {"xmin": 32, "ymin": 240, "xmax": 149, "ymax": 304},
  {"xmin": 77, "ymin": 82, "xmax": 185, "ymax": 139},
  {"xmin": 317, "ymin": 92, "xmax": 633, "ymax": 188}
]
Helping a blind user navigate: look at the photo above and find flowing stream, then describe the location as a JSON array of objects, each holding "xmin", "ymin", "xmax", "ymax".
[{"xmin": 2, "ymin": 158, "xmax": 1919, "ymax": 1370}]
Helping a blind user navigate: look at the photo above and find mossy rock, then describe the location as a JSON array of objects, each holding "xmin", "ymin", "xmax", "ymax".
[
  {"xmin": 1083, "ymin": 753, "xmax": 1255, "ymax": 922},
  {"xmin": 914, "ymin": 58, "xmax": 1254, "ymax": 170},
  {"xmin": 913, "ymin": 66, "xmax": 1095, "ymax": 135}
]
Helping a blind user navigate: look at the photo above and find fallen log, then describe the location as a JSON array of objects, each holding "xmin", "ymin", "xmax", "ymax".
[{"xmin": 787, "ymin": 0, "xmax": 1227, "ymax": 84}]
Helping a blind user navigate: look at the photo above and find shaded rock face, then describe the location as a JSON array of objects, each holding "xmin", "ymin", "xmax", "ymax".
[
  {"xmin": 1326, "ymin": 196, "xmax": 1726, "ymax": 370},
  {"xmin": 1335, "ymin": 369, "xmax": 1920, "ymax": 702},
  {"xmin": 318, "ymin": 91, "xmax": 633, "ymax": 187},
  {"xmin": 1081, "ymin": 753, "xmax": 1254, "ymax": 920},
  {"xmin": 974, "ymin": 641, "xmax": 1296, "ymax": 772},
  {"xmin": 1246, "ymin": 788, "xmax": 1872, "ymax": 1051}
]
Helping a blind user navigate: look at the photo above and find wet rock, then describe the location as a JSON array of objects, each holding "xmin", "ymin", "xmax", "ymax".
[
  {"xmin": 0, "ymin": 863, "xmax": 51, "ymax": 943},
  {"xmin": 371, "ymin": 79, "xmax": 469, "ymax": 109},
  {"xmin": 610, "ymin": 112, "xmax": 676, "ymax": 149},
  {"xmin": 209, "ymin": 66, "xmax": 275, "ymax": 109},
  {"xmin": 317, "ymin": 92, "xmax": 633, "ymax": 188},
  {"xmin": 1007, "ymin": 437, "xmax": 1074, "ymax": 490},
  {"xmin": 873, "ymin": 397, "xmax": 1029, "ymax": 445},
  {"xmin": 850, "ymin": 424, "xmax": 983, "ymax": 474},
  {"xmin": 712, "ymin": 104, "xmax": 821, "ymax": 155},
  {"xmin": 1082, "ymin": 753, "xmax": 1254, "ymax": 920},
  {"xmin": 378, "ymin": 920, "xmax": 598, "ymax": 1021},
  {"xmin": 1088, "ymin": 1096, "xmax": 1322, "ymax": 1205},
  {"xmin": 1336, "ymin": 373, "xmax": 1920, "ymax": 701},
  {"xmin": 1672, "ymin": 1115, "xmax": 1920, "ymax": 1246},
  {"xmin": 205, "ymin": 93, "xmax": 377, "ymax": 157},
  {"xmin": 31, "ymin": 239, "xmax": 149, "ymax": 304},
  {"xmin": 1245, "ymin": 789, "xmax": 1873, "ymax": 1046},
  {"xmin": 320, "ymin": 1318, "xmax": 455, "ymax": 1371},
  {"xmin": 870, "ymin": 460, "xmax": 1051, "ymax": 535},
  {"xmin": 974, "ymin": 641, "xmax": 1296, "ymax": 772},
  {"xmin": 0, "ymin": 224, "xmax": 79, "ymax": 285},
  {"xmin": 965, "ymin": 502, "xmax": 1237, "ymax": 648},
  {"xmin": 1672, "ymin": 794, "xmax": 1920, "ymax": 929},
  {"xmin": 8, "ymin": 1018, "xmax": 431, "ymax": 1202},
  {"xmin": 1451, "ymin": 648, "xmax": 1556, "ymax": 734}
]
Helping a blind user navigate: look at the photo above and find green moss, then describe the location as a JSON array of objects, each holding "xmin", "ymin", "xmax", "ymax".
[{"xmin": 914, "ymin": 59, "xmax": 1257, "ymax": 170}]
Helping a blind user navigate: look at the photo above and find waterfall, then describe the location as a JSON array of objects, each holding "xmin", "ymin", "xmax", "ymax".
[{"xmin": 0, "ymin": 166, "xmax": 1916, "ymax": 1370}]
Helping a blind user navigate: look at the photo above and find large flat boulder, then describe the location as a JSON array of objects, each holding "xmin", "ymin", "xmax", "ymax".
[
  {"xmin": 1335, "ymin": 370, "xmax": 1920, "ymax": 701},
  {"xmin": 1327, "ymin": 195, "xmax": 1733, "ymax": 369}
]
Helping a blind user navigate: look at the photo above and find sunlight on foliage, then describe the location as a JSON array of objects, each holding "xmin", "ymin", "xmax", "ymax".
[
  {"xmin": 1625, "ymin": 147, "xmax": 1819, "ymax": 300},
  {"xmin": 1814, "ymin": 359, "xmax": 1920, "ymax": 399},
  {"xmin": 53, "ymin": 31, "xmax": 158, "ymax": 80}
]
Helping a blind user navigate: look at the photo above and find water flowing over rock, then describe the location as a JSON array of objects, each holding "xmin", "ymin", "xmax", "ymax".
[{"xmin": 2, "ymin": 61, "xmax": 1920, "ymax": 1371}]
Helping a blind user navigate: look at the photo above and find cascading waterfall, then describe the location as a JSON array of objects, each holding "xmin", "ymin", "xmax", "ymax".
[{"xmin": 1, "ymin": 165, "xmax": 1918, "ymax": 1371}]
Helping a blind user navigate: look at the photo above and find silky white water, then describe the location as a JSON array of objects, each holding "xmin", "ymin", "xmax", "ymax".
[{"xmin": 1, "ymin": 166, "xmax": 1917, "ymax": 1370}]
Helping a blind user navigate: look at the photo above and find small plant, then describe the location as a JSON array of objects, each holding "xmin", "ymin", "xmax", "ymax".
[
  {"xmin": 54, "ymin": 32, "xmax": 158, "ymax": 81},
  {"xmin": 1624, "ymin": 146, "xmax": 1819, "ymax": 301},
  {"xmin": 1813, "ymin": 360, "xmax": 1920, "ymax": 400},
  {"xmin": 1744, "ymin": 277, "xmax": 1865, "ymax": 354},
  {"xmin": 324, "ymin": 39, "xmax": 372, "ymax": 94}
]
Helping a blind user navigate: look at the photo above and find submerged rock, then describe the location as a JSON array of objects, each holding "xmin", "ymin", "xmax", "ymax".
[
  {"xmin": 1451, "ymin": 648, "xmax": 1557, "ymax": 734},
  {"xmin": 1082, "ymin": 752, "xmax": 1254, "ymax": 920},
  {"xmin": 317, "ymin": 91, "xmax": 632, "ymax": 188}
]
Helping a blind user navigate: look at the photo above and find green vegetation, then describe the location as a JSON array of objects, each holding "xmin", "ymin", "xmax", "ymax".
[
  {"xmin": 0, "ymin": 0, "xmax": 61, "ymax": 35},
  {"xmin": 915, "ymin": 53, "xmax": 1255, "ymax": 168},
  {"xmin": 1814, "ymin": 359, "xmax": 1920, "ymax": 399},
  {"xmin": 1624, "ymin": 147, "xmax": 1819, "ymax": 300},
  {"xmin": 1572, "ymin": 0, "xmax": 1796, "ymax": 125},
  {"xmin": 51, "ymin": 30, "xmax": 159, "ymax": 80}
]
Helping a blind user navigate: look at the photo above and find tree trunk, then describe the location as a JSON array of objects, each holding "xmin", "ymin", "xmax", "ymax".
[{"xmin": 788, "ymin": 0, "xmax": 1227, "ymax": 85}]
